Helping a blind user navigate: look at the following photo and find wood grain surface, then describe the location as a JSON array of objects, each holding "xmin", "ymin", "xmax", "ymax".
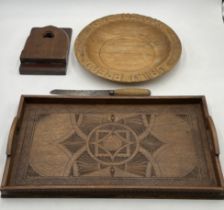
[
  {"xmin": 1, "ymin": 96, "xmax": 223, "ymax": 198},
  {"xmin": 20, "ymin": 26, "xmax": 72, "ymax": 75},
  {"xmin": 75, "ymin": 14, "xmax": 182, "ymax": 83}
]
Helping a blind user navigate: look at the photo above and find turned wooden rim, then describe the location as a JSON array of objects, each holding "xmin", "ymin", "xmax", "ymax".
[{"xmin": 74, "ymin": 13, "xmax": 182, "ymax": 83}]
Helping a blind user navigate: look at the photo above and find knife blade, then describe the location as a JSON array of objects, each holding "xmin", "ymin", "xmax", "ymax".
[{"xmin": 50, "ymin": 88, "xmax": 151, "ymax": 96}]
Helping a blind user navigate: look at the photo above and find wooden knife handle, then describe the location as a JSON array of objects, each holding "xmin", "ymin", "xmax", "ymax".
[
  {"xmin": 112, "ymin": 88, "xmax": 151, "ymax": 96},
  {"xmin": 7, "ymin": 117, "xmax": 18, "ymax": 156},
  {"xmin": 207, "ymin": 116, "xmax": 220, "ymax": 156}
]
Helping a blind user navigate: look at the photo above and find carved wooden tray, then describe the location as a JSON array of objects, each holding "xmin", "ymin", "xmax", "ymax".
[
  {"xmin": 75, "ymin": 14, "xmax": 182, "ymax": 83},
  {"xmin": 1, "ymin": 95, "xmax": 224, "ymax": 198}
]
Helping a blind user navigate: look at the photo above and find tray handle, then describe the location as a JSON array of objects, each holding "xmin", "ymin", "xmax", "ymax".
[
  {"xmin": 207, "ymin": 116, "xmax": 220, "ymax": 156},
  {"xmin": 6, "ymin": 117, "xmax": 19, "ymax": 156},
  {"xmin": 112, "ymin": 88, "xmax": 151, "ymax": 96}
]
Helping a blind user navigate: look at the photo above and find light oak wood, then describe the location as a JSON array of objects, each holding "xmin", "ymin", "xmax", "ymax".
[
  {"xmin": 113, "ymin": 88, "xmax": 151, "ymax": 96},
  {"xmin": 75, "ymin": 14, "xmax": 182, "ymax": 83}
]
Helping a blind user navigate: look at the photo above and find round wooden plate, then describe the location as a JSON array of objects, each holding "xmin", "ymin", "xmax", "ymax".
[{"xmin": 75, "ymin": 14, "xmax": 182, "ymax": 83}]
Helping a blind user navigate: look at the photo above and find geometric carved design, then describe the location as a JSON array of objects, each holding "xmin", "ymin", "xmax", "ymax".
[
  {"xmin": 27, "ymin": 165, "xmax": 40, "ymax": 177},
  {"xmin": 77, "ymin": 152, "xmax": 99, "ymax": 176},
  {"xmin": 140, "ymin": 133, "xmax": 164, "ymax": 154},
  {"xmin": 62, "ymin": 133, "xmax": 85, "ymax": 154},
  {"xmin": 87, "ymin": 123, "xmax": 138, "ymax": 165},
  {"xmin": 29, "ymin": 112, "xmax": 198, "ymax": 179},
  {"xmin": 184, "ymin": 167, "xmax": 200, "ymax": 179}
]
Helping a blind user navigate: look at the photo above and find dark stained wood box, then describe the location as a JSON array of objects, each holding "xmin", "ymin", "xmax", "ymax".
[
  {"xmin": 1, "ymin": 95, "xmax": 224, "ymax": 198},
  {"xmin": 19, "ymin": 26, "xmax": 72, "ymax": 75}
]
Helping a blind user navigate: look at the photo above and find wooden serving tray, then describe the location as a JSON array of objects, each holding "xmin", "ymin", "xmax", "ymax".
[{"xmin": 1, "ymin": 95, "xmax": 224, "ymax": 198}]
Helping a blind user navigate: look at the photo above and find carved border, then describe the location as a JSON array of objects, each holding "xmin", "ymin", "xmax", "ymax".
[{"xmin": 74, "ymin": 13, "xmax": 182, "ymax": 83}]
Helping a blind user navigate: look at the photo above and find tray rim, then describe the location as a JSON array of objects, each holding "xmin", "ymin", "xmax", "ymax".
[{"xmin": 1, "ymin": 95, "xmax": 223, "ymax": 198}]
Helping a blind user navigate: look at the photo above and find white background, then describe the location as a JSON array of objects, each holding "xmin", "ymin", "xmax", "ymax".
[{"xmin": 0, "ymin": 0, "xmax": 224, "ymax": 209}]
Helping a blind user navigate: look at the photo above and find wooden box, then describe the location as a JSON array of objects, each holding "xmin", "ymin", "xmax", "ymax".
[
  {"xmin": 19, "ymin": 26, "xmax": 72, "ymax": 75},
  {"xmin": 1, "ymin": 95, "xmax": 224, "ymax": 198}
]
